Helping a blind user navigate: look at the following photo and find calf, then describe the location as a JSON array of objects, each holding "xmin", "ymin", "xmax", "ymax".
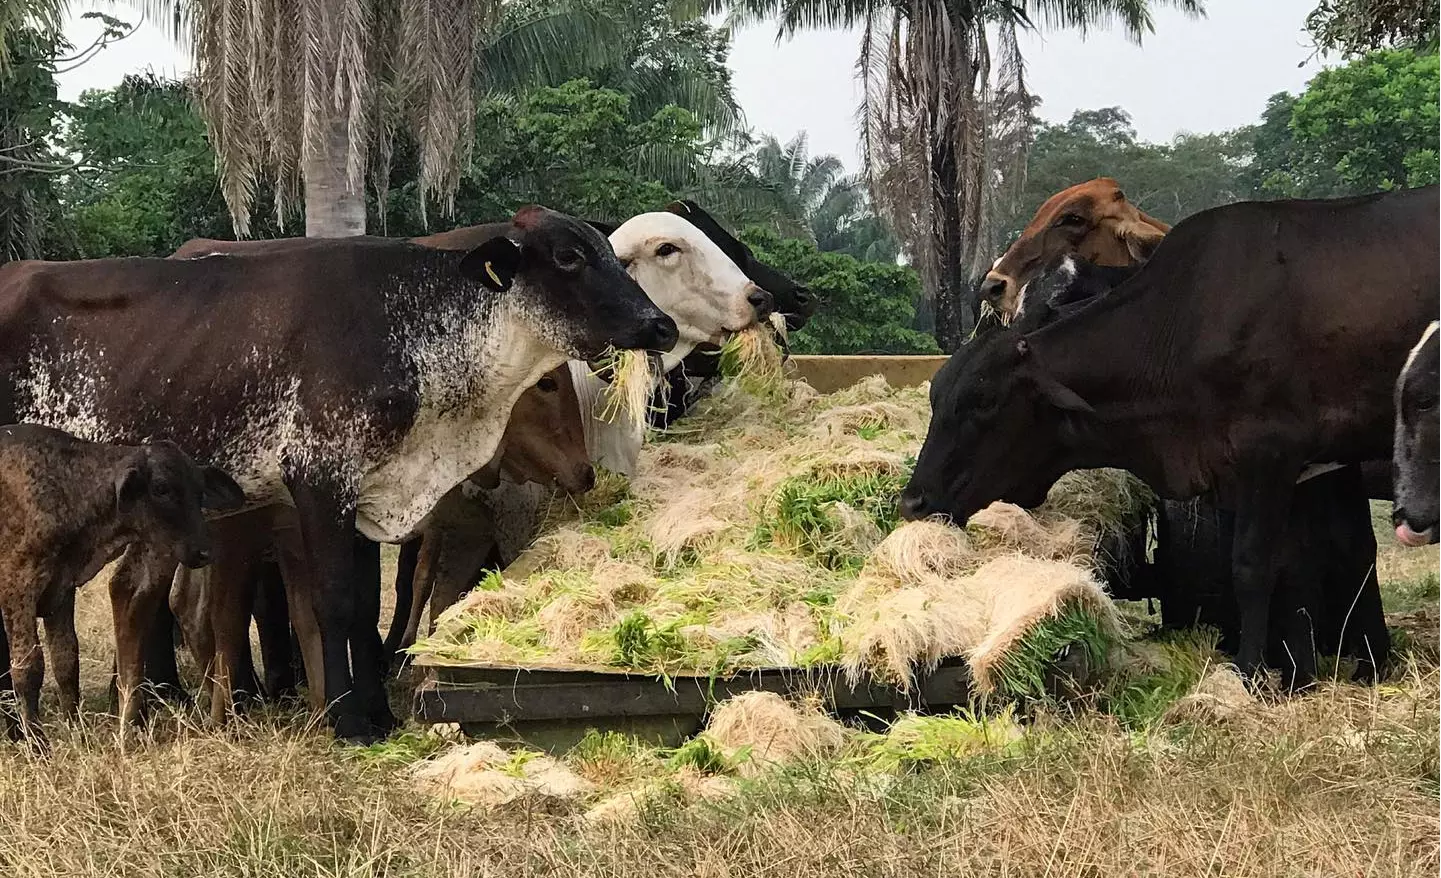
[
  {"xmin": 0, "ymin": 425, "xmax": 241, "ymax": 742},
  {"xmin": 1394, "ymin": 321, "xmax": 1439, "ymax": 546},
  {"xmin": 902, "ymin": 186, "xmax": 1439, "ymax": 687}
]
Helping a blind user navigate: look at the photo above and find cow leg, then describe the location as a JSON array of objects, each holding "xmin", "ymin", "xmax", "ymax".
[
  {"xmin": 1326, "ymin": 468, "xmax": 1391, "ymax": 682},
  {"xmin": 286, "ymin": 479, "xmax": 373, "ymax": 741},
  {"xmin": 382, "ymin": 537, "xmax": 421, "ymax": 663},
  {"xmin": 41, "ymin": 586, "xmax": 80, "ymax": 721},
  {"xmin": 401, "ymin": 532, "xmax": 442, "ymax": 654},
  {"xmin": 141, "ymin": 602, "xmax": 188, "ymax": 705},
  {"xmin": 351, "ymin": 536, "xmax": 395, "ymax": 732},
  {"xmin": 0, "ymin": 617, "xmax": 13, "ymax": 740},
  {"xmin": 430, "ymin": 533, "xmax": 497, "ymax": 633},
  {"xmin": 270, "ymin": 508, "xmax": 325, "ymax": 712},
  {"xmin": 170, "ymin": 565, "xmax": 216, "ymax": 701},
  {"xmin": 254, "ymin": 560, "xmax": 297, "ymax": 700},
  {"xmin": 110, "ymin": 545, "xmax": 175, "ymax": 728},
  {"xmin": 1228, "ymin": 467, "xmax": 1297, "ymax": 687},
  {"xmin": 0, "ymin": 576, "xmax": 45, "ymax": 743}
]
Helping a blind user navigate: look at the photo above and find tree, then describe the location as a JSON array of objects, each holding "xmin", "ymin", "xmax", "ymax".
[
  {"xmin": 718, "ymin": 0, "xmax": 1203, "ymax": 353},
  {"xmin": 741, "ymin": 225, "xmax": 936, "ymax": 354},
  {"xmin": 60, "ymin": 74, "xmax": 288, "ymax": 257},
  {"xmin": 0, "ymin": 26, "xmax": 69, "ymax": 262},
  {"xmin": 1307, "ymin": 0, "xmax": 1438, "ymax": 56},
  {"xmin": 750, "ymin": 132, "xmax": 861, "ymax": 239},
  {"xmin": 1250, "ymin": 49, "xmax": 1439, "ymax": 197}
]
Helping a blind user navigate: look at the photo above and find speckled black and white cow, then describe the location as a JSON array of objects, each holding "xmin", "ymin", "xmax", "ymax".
[{"xmin": 0, "ymin": 206, "xmax": 677, "ymax": 741}]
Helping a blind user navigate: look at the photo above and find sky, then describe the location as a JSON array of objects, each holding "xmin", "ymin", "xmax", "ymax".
[{"xmin": 56, "ymin": 0, "xmax": 1331, "ymax": 169}]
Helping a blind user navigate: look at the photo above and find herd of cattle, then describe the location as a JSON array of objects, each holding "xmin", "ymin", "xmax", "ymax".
[{"xmin": 0, "ymin": 178, "xmax": 1431, "ymax": 747}]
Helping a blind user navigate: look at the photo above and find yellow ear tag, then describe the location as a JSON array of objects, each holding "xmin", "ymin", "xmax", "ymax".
[{"xmin": 483, "ymin": 261, "xmax": 503, "ymax": 287}]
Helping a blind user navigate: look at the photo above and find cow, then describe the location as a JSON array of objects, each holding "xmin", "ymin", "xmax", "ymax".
[
  {"xmin": 0, "ymin": 206, "xmax": 678, "ymax": 740},
  {"xmin": 1014, "ymin": 255, "xmax": 1392, "ymax": 683},
  {"xmin": 977, "ymin": 178, "xmax": 1170, "ymax": 321},
  {"xmin": 0, "ymin": 425, "xmax": 242, "ymax": 743},
  {"xmin": 1394, "ymin": 321, "xmax": 1439, "ymax": 546},
  {"xmin": 901, "ymin": 186, "xmax": 1440, "ymax": 688}
]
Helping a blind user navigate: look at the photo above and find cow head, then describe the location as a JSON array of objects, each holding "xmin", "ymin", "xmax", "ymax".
[
  {"xmin": 663, "ymin": 200, "xmax": 818, "ymax": 332},
  {"xmin": 459, "ymin": 206, "xmax": 679, "ymax": 360},
  {"xmin": 115, "ymin": 441, "xmax": 246, "ymax": 569},
  {"xmin": 981, "ymin": 178, "xmax": 1168, "ymax": 318},
  {"xmin": 497, "ymin": 365, "xmax": 594, "ymax": 495},
  {"xmin": 1393, "ymin": 321, "xmax": 1439, "ymax": 546},
  {"xmin": 899, "ymin": 328, "xmax": 1092, "ymax": 524},
  {"xmin": 608, "ymin": 212, "xmax": 771, "ymax": 368}
]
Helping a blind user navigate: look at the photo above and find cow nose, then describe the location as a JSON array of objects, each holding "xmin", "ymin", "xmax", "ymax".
[
  {"xmin": 185, "ymin": 547, "xmax": 212, "ymax": 569},
  {"xmin": 899, "ymin": 491, "xmax": 927, "ymax": 521},
  {"xmin": 747, "ymin": 288, "xmax": 773, "ymax": 317},
  {"xmin": 647, "ymin": 314, "xmax": 678, "ymax": 352},
  {"xmin": 980, "ymin": 275, "xmax": 1008, "ymax": 305},
  {"xmin": 574, "ymin": 465, "xmax": 596, "ymax": 494}
]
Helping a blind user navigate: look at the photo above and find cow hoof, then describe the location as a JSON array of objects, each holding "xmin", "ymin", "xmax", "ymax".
[
  {"xmin": 332, "ymin": 714, "xmax": 381, "ymax": 745},
  {"xmin": 368, "ymin": 705, "xmax": 399, "ymax": 735}
]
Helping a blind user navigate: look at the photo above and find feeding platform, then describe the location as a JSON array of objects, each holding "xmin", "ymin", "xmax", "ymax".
[{"xmin": 412, "ymin": 656, "xmax": 973, "ymax": 749}]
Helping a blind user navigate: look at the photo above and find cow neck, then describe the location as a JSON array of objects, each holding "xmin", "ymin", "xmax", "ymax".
[
  {"xmin": 353, "ymin": 279, "xmax": 568, "ymax": 544},
  {"xmin": 1027, "ymin": 273, "xmax": 1201, "ymax": 490}
]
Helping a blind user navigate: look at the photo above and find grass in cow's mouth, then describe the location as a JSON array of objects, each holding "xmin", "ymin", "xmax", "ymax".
[
  {"xmin": 593, "ymin": 348, "xmax": 659, "ymax": 426},
  {"xmin": 719, "ymin": 324, "xmax": 785, "ymax": 392}
]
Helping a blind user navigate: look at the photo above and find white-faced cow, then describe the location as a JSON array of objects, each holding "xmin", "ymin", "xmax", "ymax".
[
  {"xmin": 902, "ymin": 185, "xmax": 1439, "ymax": 688},
  {"xmin": 0, "ymin": 206, "xmax": 677, "ymax": 740},
  {"xmin": 1394, "ymin": 321, "xmax": 1439, "ymax": 546}
]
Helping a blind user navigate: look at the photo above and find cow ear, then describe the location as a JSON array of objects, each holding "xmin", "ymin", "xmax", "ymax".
[
  {"xmin": 115, "ymin": 461, "xmax": 147, "ymax": 513},
  {"xmin": 471, "ymin": 457, "xmax": 502, "ymax": 490},
  {"xmin": 459, "ymin": 237, "xmax": 522, "ymax": 292},
  {"xmin": 585, "ymin": 219, "xmax": 617, "ymax": 236},
  {"xmin": 1032, "ymin": 370, "xmax": 1094, "ymax": 414},
  {"xmin": 1118, "ymin": 218, "xmax": 1166, "ymax": 262},
  {"xmin": 201, "ymin": 465, "xmax": 246, "ymax": 512}
]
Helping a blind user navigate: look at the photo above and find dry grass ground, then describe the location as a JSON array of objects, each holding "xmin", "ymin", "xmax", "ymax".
[{"xmin": 7, "ymin": 514, "xmax": 1436, "ymax": 878}]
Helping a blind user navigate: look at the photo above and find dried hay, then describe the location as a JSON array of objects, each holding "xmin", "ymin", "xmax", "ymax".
[
  {"xmin": 410, "ymin": 742, "xmax": 594, "ymax": 809},
  {"xmin": 701, "ymin": 692, "xmax": 850, "ymax": 775},
  {"xmin": 413, "ymin": 364, "xmax": 1147, "ymax": 693},
  {"xmin": 1163, "ymin": 664, "xmax": 1257, "ymax": 724}
]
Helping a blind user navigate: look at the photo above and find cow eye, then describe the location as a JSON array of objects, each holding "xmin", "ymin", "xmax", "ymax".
[
  {"xmin": 536, "ymin": 376, "xmax": 559, "ymax": 393},
  {"xmin": 656, "ymin": 242, "xmax": 681, "ymax": 258},
  {"xmin": 152, "ymin": 482, "xmax": 172, "ymax": 499},
  {"xmin": 555, "ymin": 248, "xmax": 585, "ymax": 270},
  {"xmin": 1055, "ymin": 213, "xmax": 1085, "ymax": 227}
]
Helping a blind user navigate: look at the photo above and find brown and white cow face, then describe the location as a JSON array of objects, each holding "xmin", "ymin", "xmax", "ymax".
[
  {"xmin": 981, "ymin": 178, "xmax": 1169, "ymax": 318},
  {"xmin": 609, "ymin": 212, "xmax": 771, "ymax": 369}
]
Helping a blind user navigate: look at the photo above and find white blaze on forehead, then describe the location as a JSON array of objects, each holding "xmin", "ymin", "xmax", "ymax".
[{"xmin": 610, "ymin": 212, "xmax": 757, "ymax": 371}]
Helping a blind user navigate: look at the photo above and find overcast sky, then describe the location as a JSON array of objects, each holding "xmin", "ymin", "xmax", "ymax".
[{"xmin": 57, "ymin": 0, "xmax": 1330, "ymax": 168}]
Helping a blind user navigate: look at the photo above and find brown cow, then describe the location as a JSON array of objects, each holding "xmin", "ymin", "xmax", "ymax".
[
  {"xmin": 979, "ymin": 178, "xmax": 1169, "ymax": 318},
  {"xmin": 0, "ymin": 425, "xmax": 242, "ymax": 743}
]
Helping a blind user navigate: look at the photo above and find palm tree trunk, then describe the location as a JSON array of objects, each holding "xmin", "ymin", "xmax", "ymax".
[
  {"xmin": 304, "ymin": 113, "xmax": 366, "ymax": 238},
  {"xmin": 930, "ymin": 138, "xmax": 973, "ymax": 353}
]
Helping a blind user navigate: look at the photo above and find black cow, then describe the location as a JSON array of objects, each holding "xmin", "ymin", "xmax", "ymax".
[
  {"xmin": 901, "ymin": 186, "xmax": 1439, "ymax": 687},
  {"xmin": 1002, "ymin": 256, "xmax": 1392, "ymax": 683},
  {"xmin": 1393, "ymin": 321, "xmax": 1439, "ymax": 545},
  {"xmin": 0, "ymin": 206, "xmax": 677, "ymax": 740}
]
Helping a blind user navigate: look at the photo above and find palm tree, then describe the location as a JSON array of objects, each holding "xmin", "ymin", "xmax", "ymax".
[
  {"xmin": 717, "ymin": 0, "xmax": 1203, "ymax": 351},
  {"xmin": 751, "ymin": 131, "xmax": 863, "ymax": 241}
]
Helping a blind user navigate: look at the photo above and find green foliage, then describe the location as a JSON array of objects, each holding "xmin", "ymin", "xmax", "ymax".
[
  {"xmin": 740, "ymin": 226, "xmax": 938, "ymax": 355},
  {"xmin": 0, "ymin": 28, "xmax": 68, "ymax": 262},
  {"xmin": 61, "ymin": 74, "xmax": 285, "ymax": 257},
  {"xmin": 1284, "ymin": 49, "xmax": 1439, "ymax": 194},
  {"xmin": 666, "ymin": 736, "xmax": 747, "ymax": 774},
  {"xmin": 1306, "ymin": 0, "xmax": 1439, "ymax": 56}
]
